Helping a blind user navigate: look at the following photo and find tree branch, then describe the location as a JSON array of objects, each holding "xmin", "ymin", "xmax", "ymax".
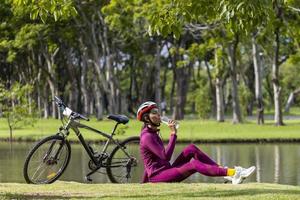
[{"xmin": 288, "ymin": 6, "xmax": 300, "ymax": 13}]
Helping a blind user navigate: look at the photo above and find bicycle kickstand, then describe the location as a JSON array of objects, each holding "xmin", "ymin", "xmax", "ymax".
[{"xmin": 85, "ymin": 166, "xmax": 101, "ymax": 182}]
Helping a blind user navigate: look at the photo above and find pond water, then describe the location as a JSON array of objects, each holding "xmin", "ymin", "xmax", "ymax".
[{"xmin": 1, "ymin": 141, "xmax": 300, "ymax": 185}]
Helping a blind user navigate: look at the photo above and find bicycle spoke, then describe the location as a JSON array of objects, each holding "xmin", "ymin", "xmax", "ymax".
[
  {"xmin": 106, "ymin": 137, "xmax": 142, "ymax": 183},
  {"xmin": 31, "ymin": 162, "xmax": 47, "ymax": 181},
  {"xmin": 24, "ymin": 136, "xmax": 71, "ymax": 184},
  {"xmin": 34, "ymin": 165, "xmax": 52, "ymax": 183}
]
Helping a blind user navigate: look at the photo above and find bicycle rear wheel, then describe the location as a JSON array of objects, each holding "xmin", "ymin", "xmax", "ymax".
[
  {"xmin": 23, "ymin": 135, "xmax": 71, "ymax": 184},
  {"xmin": 106, "ymin": 136, "xmax": 142, "ymax": 183}
]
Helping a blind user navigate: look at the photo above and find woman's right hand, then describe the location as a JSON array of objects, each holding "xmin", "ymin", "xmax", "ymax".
[{"xmin": 168, "ymin": 119, "xmax": 177, "ymax": 135}]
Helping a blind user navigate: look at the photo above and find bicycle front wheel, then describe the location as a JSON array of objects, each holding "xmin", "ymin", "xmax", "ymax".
[
  {"xmin": 106, "ymin": 136, "xmax": 142, "ymax": 183},
  {"xmin": 23, "ymin": 135, "xmax": 71, "ymax": 184}
]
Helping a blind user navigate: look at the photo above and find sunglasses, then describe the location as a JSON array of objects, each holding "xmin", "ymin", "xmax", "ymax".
[{"xmin": 150, "ymin": 108, "xmax": 159, "ymax": 114}]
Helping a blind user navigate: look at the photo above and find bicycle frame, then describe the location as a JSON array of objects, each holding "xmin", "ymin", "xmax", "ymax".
[{"xmin": 60, "ymin": 118, "xmax": 131, "ymax": 168}]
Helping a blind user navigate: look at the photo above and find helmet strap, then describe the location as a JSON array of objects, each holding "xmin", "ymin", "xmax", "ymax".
[
  {"xmin": 143, "ymin": 114, "xmax": 160, "ymax": 128},
  {"xmin": 148, "ymin": 118, "xmax": 160, "ymax": 127}
]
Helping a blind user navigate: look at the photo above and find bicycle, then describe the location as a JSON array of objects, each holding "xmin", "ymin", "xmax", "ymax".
[{"xmin": 23, "ymin": 96, "xmax": 141, "ymax": 184}]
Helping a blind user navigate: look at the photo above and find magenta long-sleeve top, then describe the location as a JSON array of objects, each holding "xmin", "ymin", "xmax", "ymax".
[{"xmin": 140, "ymin": 126, "xmax": 177, "ymax": 181}]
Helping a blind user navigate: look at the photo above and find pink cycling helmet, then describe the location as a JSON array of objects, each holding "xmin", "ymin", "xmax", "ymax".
[{"xmin": 137, "ymin": 101, "xmax": 157, "ymax": 121}]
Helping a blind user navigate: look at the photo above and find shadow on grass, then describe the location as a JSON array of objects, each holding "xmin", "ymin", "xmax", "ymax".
[
  {"xmin": 99, "ymin": 188, "xmax": 300, "ymax": 199},
  {"xmin": 1, "ymin": 193, "xmax": 83, "ymax": 200}
]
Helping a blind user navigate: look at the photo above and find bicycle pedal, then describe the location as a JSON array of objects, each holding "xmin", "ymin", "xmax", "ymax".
[{"xmin": 85, "ymin": 176, "xmax": 93, "ymax": 182}]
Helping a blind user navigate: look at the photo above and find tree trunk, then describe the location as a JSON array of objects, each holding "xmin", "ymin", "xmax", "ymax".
[
  {"xmin": 272, "ymin": 63, "xmax": 283, "ymax": 126},
  {"xmin": 128, "ymin": 62, "xmax": 138, "ymax": 116},
  {"xmin": 173, "ymin": 64, "xmax": 192, "ymax": 120},
  {"xmin": 140, "ymin": 62, "xmax": 153, "ymax": 102},
  {"xmin": 94, "ymin": 82, "xmax": 103, "ymax": 120},
  {"xmin": 204, "ymin": 60, "xmax": 216, "ymax": 116},
  {"xmin": 27, "ymin": 92, "xmax": 32, "ymax": 114},
  {"xmin": 170, "ymin": 67, "xmax": 176, "ymax": 114},
  {"xmin": 216, "ymin": 77, "xmax": 225, "ymax": 122},
  {"xmin": 284, "ymin": 89, "xmax": 300, "ymax": 113},
  {"xmin": 98, "ymin": 12, "xmax": 119, "ymax": 114},
  {"xmin": 67, "ymin": 64, "xmax": 79, "ymax": 112},
  {"xmin": 284, "ymin": 92, "xmax": 294, "ymax": 113},
  {"xmin": 154, "ymin": 39, "xmax": 161, "ymax": 105},
  {"xmin": 37, "ymin": 81, "xmax": 42, "ymax": 117},
  {"xmin": 37, "ymin": 89, "xmax": 41, "ymax": 117},
  {"xmin": 227, "ymin": 35, "xmax": 243, "ymax": 124},
  {"xmin": 42, "ymin": 86, "xmax": 49, "ymax": 119},
  {"xmin": 77, "ymin": 7, "xmax": 120, "ymax": 115},
  {"xmin": 80, "ymin": 62, "xmax": 90, "ymax": 116},
  {"xmin": 79, "ymin": 37, "xmax": 90, "ymax": 116},
  {"xmin": 47, "ymin": 78, "xmax": 57, "ymax": 119},
  {"xmin": 252, "ymin": 35, "xmax": 264, "ymax": 124},
  {"xmin": 272, "ymin": 2, "xmax": 284, "ymax": 126},
  {"xmin": 161, "ymin": 65, "xmax": 168, "ymax": 102},
  {"xmin": 168, "ymin": 45, "xmax": 177, "ymax": 114},
  {"xmin": 43, "ymin": 47, "xmax": 60, "ymax": 119},
  {"xmin": 90, "ymin": 96, "xmax": 94, "ymax": 116}
]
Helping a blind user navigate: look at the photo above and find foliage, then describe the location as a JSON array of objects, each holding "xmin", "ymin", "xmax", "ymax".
[
  {"xmin": 195, "ymin": 85, "xmax": 212, "ymax": 119},
  {"xmin": 6, "ymin": 24, "xmax": 48, "ymax": 62},
  {"xmin": 0, "ymin": 82, "xmax": 37, "ymax": 137},
  {"xmin": 238, "ymin": 83, "xmax": 253, "ymax": 117},
  {"xmin": 12, "ymin": 0, "xmax": 77, "ymax": 22},
  {"xmin": 281, "ymin": 57, "xmax": 300, "ymax": 105},
  {"xmin": 1, "ymin": 0, "xmax": 300, "ymax": 125}
]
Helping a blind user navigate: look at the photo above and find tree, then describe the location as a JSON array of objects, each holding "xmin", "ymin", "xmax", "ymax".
[
  {"xmin": 3, "ymin": 0, "xmax": 300, "ymax": 125},
  {"xmin": 260, "ymin": 0, "xmax": 300, "ymax": 125},
  {"xmin": 214, "ymin": 46, "xmax": 227, "ymax": 122},
  {"xmin": 252, "ymin": 33, "xmax": 265, "ymax": 124},
  {"xmin": 0, "ymin": 82, "xmax": 37, "ymax": 142}
]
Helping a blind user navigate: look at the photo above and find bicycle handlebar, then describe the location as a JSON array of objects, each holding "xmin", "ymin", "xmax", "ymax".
[
  {"xmin": 54, "ymin": 96, "xmax": 89, "ymax": 121},
  {"xmin": 73, "ymin": 112, "xmax": 90, "ymax": 121}
]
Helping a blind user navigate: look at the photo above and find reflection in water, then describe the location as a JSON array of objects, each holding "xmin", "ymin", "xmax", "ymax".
[
  {"xmin": 0, "ymin": 142, "xmax": 300, "ymax": 185},
  {"xmin": 255, "ymin": 146, "xmax": 261, "ymax": 183},
  {"xmin": 274, "ymin": 145, "xmax": 280, "ymax": 183},
  {"xmin": 216, "ymin": 146, "xmax": 221, "ymax": 166}
]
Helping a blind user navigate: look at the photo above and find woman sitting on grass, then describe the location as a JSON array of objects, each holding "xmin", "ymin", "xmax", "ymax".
[{"xmin": 138, "ymin": 101, "xmax": 255, "ymax": 184}]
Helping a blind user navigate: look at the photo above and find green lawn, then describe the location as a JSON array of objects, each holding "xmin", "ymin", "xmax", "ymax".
[
  {"xmin": 0, "ymin": 181, "xmax": 300, "ymax": 199},
  {"xmin": 1, "ymin": 117, "xmax": 300, "ymax": 142}
]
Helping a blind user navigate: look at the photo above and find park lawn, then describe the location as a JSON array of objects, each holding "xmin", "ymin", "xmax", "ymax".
[
  {"xmin": 1, "ymin": 118, "xmax": 300, "ymax": 142},
  {"xmin": 0, "ymin": 181, "xmax": 300, "ymax": 199}
]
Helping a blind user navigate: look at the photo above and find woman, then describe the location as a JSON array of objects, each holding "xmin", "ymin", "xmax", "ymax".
[{"xmin": 138, "ymin": 101, "xmax": 255, "ymax": 184}]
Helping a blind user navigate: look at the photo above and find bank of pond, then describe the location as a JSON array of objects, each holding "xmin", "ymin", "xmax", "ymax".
[{"xmin": 0, "ymin": 141, "xmax": 300, "ymax": 186}]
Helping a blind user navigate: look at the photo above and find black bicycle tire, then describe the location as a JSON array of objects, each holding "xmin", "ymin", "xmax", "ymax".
[
  {"xmin": 23, "ymin": 135, "xmax": 71, "ymax": 184},
  {"xmin": 106, "ymin": 136, "xmax": 141, "ymax": 183}
]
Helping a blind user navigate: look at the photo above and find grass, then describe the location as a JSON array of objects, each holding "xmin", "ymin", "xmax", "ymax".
[
  {"xmin": 1, "ymin": 117, "xmax": 300, "ymax": 142},
  {"xmin": 0, "ymin": 181, "xmax": 300, "ymax": 199}
]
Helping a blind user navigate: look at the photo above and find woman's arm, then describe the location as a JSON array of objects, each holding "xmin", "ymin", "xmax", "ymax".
[
  {"xmin": 165, "ymin": 133, "xmax": 177, "ymax": 161},
  {"xmin": 164, "ymin": 119, "xmax": 178, "ymax": 160}
]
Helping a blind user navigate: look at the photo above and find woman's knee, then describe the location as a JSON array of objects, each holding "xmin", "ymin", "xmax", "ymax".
[{"xmin": 183, "ymin": 144, "xmax": 199, "ymax": 154}]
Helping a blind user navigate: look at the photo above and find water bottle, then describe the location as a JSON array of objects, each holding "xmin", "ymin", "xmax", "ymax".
[{"xmin": 160, "ymin": 116, "xmax": 179, "ymax": 129}]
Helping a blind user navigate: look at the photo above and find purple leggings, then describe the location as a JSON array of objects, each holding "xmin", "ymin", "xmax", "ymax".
[{"xmin": 149, "ymin": 144, "xmax": 228, "ymax": 182}]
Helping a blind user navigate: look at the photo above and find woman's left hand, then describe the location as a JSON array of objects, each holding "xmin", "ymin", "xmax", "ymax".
[{"xmin": 168, "ymin": 120, "xmax": 177, "ymax": 135}]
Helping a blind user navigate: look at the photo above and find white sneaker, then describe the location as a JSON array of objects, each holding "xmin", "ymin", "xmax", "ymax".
[
  {"xmin": 223, "ymin": 176, "xmax": 232, "ymax": 183},
  {"xmin": 231, "ymin": 166, "xmax": 256, "ymax": 185}
]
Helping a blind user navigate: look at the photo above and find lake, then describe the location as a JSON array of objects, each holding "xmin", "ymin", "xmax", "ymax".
[{"xmin": 1, "ymin": 141, "xmax": 300, "ymax": 185}]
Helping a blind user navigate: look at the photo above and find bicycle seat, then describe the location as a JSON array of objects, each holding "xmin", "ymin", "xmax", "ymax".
[{"xmin": 107, "ymin": 114, "xmax": 129, "ymax": 124}]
